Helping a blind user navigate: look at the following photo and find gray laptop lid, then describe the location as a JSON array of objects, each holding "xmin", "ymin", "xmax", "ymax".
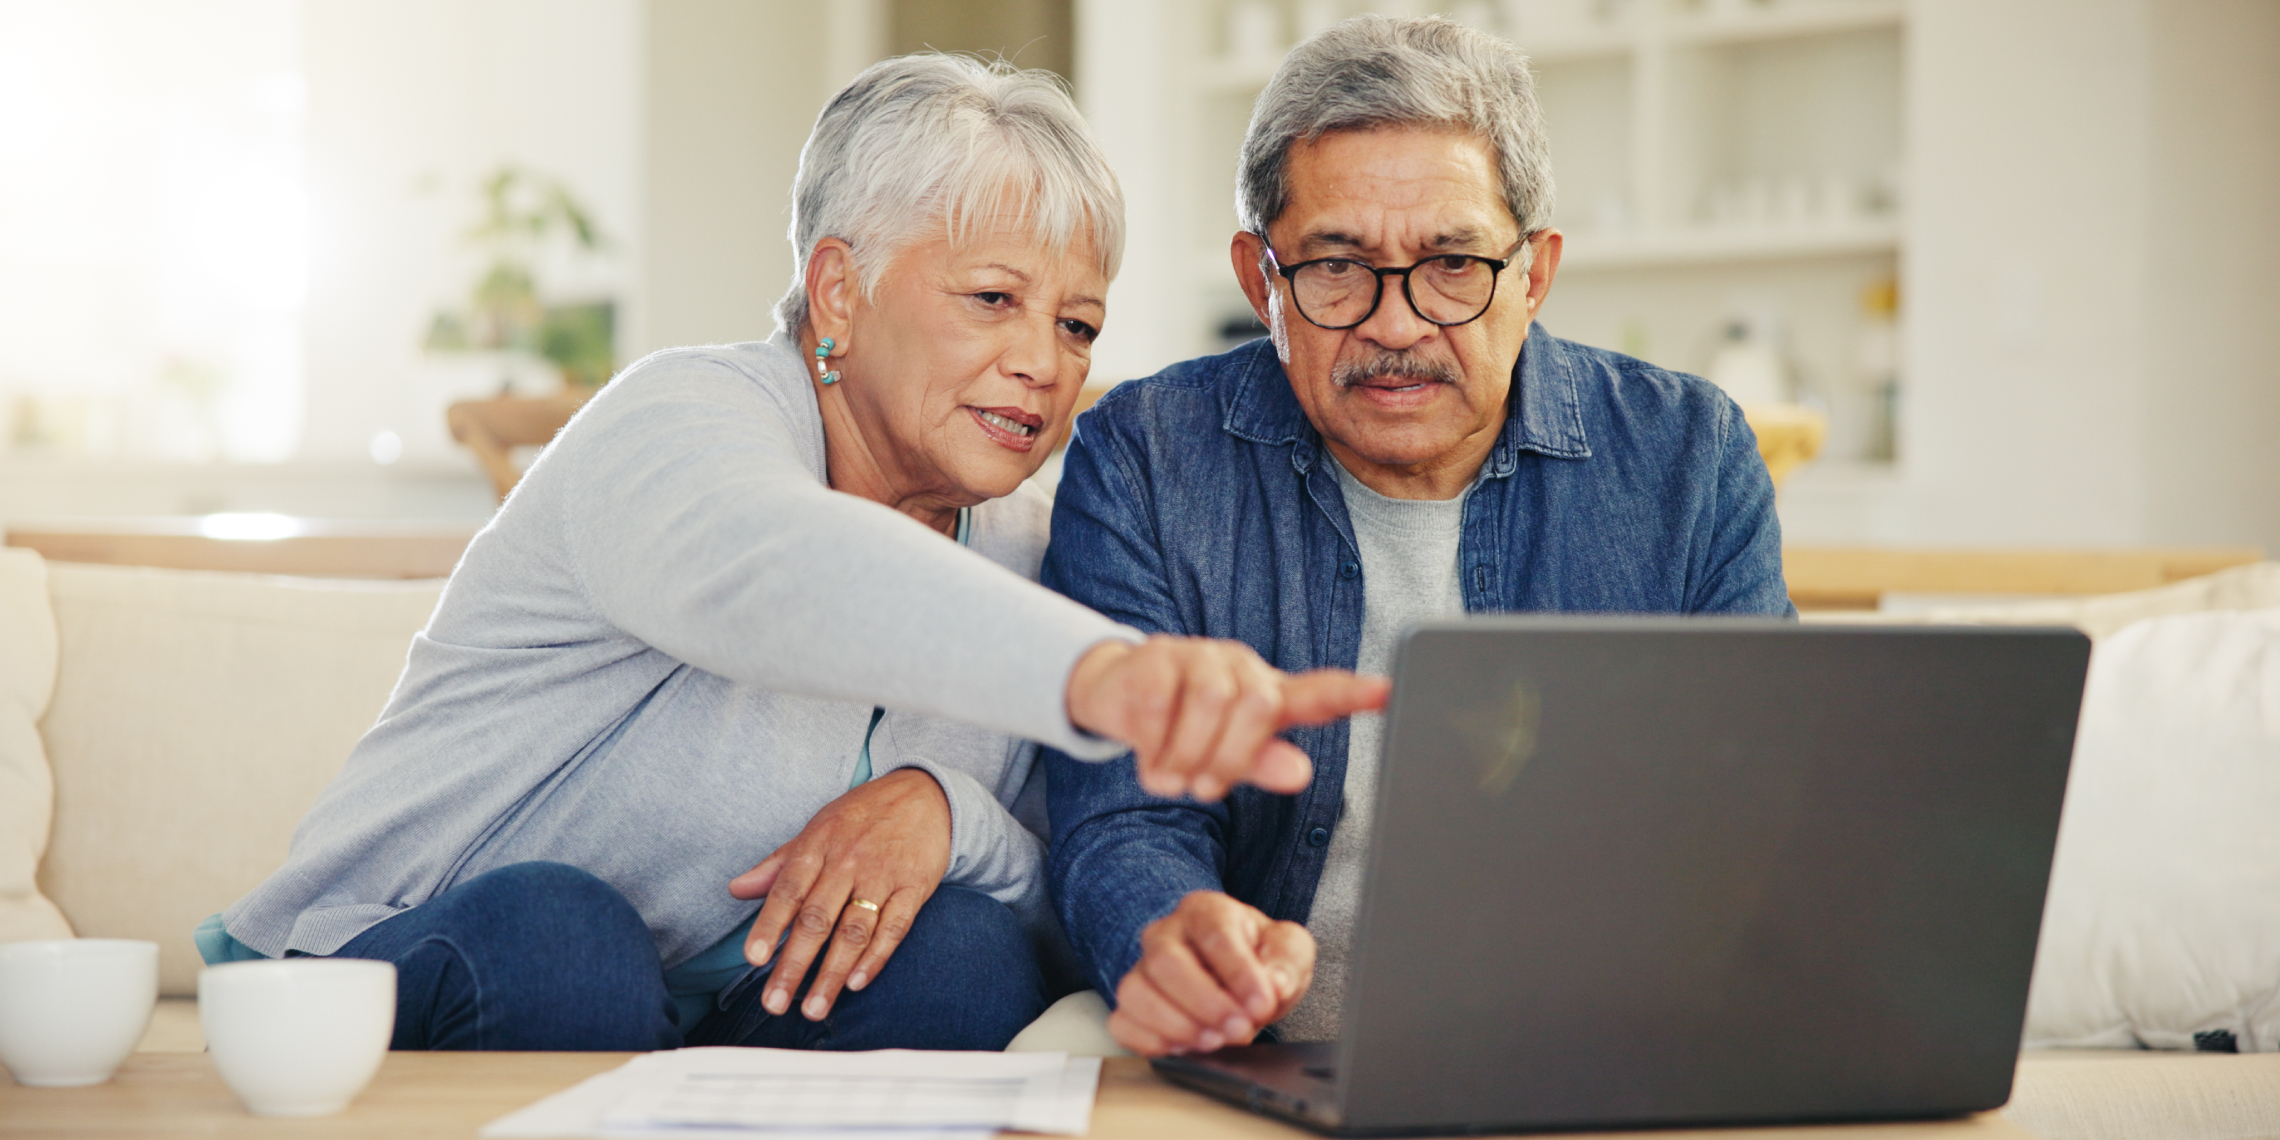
[{"xmin": 1332, "ymin": 618, "xmax": 2089, "ymax": 1133}]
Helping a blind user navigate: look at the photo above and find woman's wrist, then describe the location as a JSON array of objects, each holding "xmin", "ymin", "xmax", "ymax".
[{"xmin": 1065, "ymin": 637, "xmax": 1137, "ymax": 737}]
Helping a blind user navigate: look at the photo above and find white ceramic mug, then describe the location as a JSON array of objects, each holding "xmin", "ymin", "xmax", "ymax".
[
  {"xmin": 199, "ymin": 958, "xmax": 396, "ymax": 1117},
  {"xmin": 0, "ymin": 938, "xmax": 159, "ymax": 1087}
]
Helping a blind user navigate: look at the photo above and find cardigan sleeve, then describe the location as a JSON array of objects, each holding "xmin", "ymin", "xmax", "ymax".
[{"xmin": 556, "ymin": 348, "xmax": 1140, "ymax": 757}]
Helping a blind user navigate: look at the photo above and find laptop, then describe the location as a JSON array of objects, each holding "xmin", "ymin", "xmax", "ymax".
[{"xmin": 1155, "ymin": 617, "xmax": 2091, "ymax": 1136}]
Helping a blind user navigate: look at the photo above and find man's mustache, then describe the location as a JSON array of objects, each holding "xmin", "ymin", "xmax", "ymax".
[{"xmin": 1331, "ymin": 350, "xmax": 1462, "ymax": 389}]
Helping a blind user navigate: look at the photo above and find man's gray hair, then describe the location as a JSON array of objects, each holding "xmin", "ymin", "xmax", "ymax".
[
  {"xmin": 1237, "ymin": 15, "xmax": 1555, "ymax": 241},
  {"xmin": 774, "ymin": 54, "xmax": 1124, "ymax": 333}
]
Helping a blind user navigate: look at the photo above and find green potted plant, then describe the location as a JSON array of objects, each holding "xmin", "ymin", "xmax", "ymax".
[
  {"xmin": 423, "ymin": 166, "xmax": 616, "ymax": 498},
  {"xmin": 423, "ymin": 166, "xmax": 615, "ymax": 390}
]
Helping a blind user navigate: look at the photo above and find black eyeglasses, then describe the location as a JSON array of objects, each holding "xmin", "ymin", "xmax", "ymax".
[{"xmin": 1264, "ymin": 237, "xmax": 1530, "ymax": 330}]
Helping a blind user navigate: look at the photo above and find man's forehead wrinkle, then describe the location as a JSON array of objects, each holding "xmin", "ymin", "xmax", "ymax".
[
  {"xmin": 1287, "ymin": 220, "xmax": 1504, "ymax": 259},
  {"xmin": 1296, "ymin": 229, "xmax": 1369, "ymax": 254},
  {"xmin": 1281, "ymin": 130, "xmax": 1515, "ymax": 249}
]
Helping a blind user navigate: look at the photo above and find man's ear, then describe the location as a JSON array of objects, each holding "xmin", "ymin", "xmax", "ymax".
[
  {"xmin": 1522, "ymin": 229, "xmax": 1563, "ymax": 322},
  {"xmin": 1232, "ymin": 230, "xmax": 1273, "ymax": 326},
  {"xmin": 805, "ymin": 237, "xmax": 858, "ymax": 347}
]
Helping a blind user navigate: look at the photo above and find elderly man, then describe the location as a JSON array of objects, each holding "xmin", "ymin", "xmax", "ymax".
[{"xmin": 1043, "ymin": 15, "xmax": 1793, "ymax": 1057}]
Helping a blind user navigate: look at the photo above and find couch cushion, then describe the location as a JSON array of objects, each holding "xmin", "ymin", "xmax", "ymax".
[
  {"xmin": 1005, "ymin": 990, "xmax": 1131, "ymax": 1057},
  {"xmin": 36, "ymin": 563, "xmax": 443, "ymax": 994},
  {"xmin": 2023, "ymin": 608, "xmax": 2280, "ymax": 1053},
  {"xmin": 0, "ymin": 549, "xmax": 73, "ymax": 944}
]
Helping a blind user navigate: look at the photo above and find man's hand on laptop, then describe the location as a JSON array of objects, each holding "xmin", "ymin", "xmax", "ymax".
[
  {"xmin": 1068, "ymin": 635, "xmax": 1389, "ymax": 802},
  {"xmin": 1108, "ymin": 890, "xmax": 1314, "ymax": 1056}
]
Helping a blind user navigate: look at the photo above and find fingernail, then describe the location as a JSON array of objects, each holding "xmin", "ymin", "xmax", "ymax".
[
  {"xmin": 1223, "ymin": 1016, "xmax": 1250, "ymax": 1039},
  {"xmin": 1248, "ymin": 994, "xmax": 1274, "ymax": 1020},
  {"xmin": 1197, "ymin": 1030, "xmax": 1224, "ymax": 1052},
  {"xmin": 764, "ymin": 987, "xmax": 788, "ymax": 1015},
  {"xmin": 847, "ymin": 970, "xmax": 868, "ymax": 990},
  {"xmin": 803, "ymin": 995, "xmax": 828, "ymax": 1020}
]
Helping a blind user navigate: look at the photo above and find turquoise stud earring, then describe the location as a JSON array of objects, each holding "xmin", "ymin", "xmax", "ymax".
[{"xmin": 814, "ymin": 337, "xmax": 841, "ymax": 386}]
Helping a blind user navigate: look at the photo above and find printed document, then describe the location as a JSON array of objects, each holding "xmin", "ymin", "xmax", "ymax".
[{"xmin": 482, "ymin": 1047, "xmax": 1101, "ymax": 1139}]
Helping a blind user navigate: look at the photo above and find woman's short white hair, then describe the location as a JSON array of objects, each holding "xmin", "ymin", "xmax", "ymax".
[
  {"xmin": 774, "ymin": 54, "xmax": 1125, "ymax": 334},
  {"xmin": 1238, "ymin": 15, "xmax": 1554, "ymax": 245}
]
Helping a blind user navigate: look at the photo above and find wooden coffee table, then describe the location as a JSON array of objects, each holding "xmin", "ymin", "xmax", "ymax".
[{"xmin": 1, "ymin": 1052, "xmax": 2035, "ymax": 1139}]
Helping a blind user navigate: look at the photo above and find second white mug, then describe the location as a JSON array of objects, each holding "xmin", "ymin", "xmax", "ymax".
[{"xmin": 198, "ymin": 958, "xmax": 396, "ymax": 1117}]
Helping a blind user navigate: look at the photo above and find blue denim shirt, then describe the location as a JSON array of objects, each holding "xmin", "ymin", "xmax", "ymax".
[{"xmin": 1041, "ymin": 325, "xmax": 1794, "ymax": 1003}]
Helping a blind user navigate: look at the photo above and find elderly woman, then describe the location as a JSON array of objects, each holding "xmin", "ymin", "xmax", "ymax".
[{"xmin": 199, "ymin": 55, "xmax": 1385, "ymax": 1054}]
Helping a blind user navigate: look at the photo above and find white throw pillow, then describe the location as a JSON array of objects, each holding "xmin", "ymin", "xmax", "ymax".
[
  {"xmin": 0, "ymin": 549, "xmax": 73, "ymax": 944},
  {"xmin": 2023, "ymin": 607, "xmax": 2280, "ymax": 1052},
  {"xmin": 36, "ymin": 563, "xmax": 443, "ymax": 994}
]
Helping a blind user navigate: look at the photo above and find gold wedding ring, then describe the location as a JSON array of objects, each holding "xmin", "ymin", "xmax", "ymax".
[{"xmin": 846, "ymin": 898, "xmax": 882, "ymax": 914}]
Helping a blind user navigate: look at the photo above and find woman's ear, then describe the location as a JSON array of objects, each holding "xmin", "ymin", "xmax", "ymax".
[{"xmin": 805, "ymin": 237, "xmax": 858, "ymax": 347}]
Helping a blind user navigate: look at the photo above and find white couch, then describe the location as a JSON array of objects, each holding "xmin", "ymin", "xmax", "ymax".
[{"xmin": 4, "ymin": 548, "xmax": 2277, "ymax": 1139}]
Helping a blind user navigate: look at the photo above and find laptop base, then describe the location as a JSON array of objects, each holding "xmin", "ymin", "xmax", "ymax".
[
  {"xmin": 1157, "ymin": 1043, "xmax": 1974, "ymax": 1138},
  {"xmin": 1153, "ymin": 1044, "xmax": 1348, "ymax": 1135}
]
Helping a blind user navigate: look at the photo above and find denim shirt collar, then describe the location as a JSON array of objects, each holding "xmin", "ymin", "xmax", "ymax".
[{"xmin": 1221, "ymin": 321, "xmax": 1593, "ymax": 478}]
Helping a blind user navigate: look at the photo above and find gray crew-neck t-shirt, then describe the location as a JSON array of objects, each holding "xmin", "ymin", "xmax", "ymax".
[{"xmin": 1277, "ymin": 457, "xmax": 1470, "ymax": 1042}]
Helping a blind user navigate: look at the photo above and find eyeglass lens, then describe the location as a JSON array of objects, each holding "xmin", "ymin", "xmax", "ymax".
[{"xmin": 1293, "ymin": 256, "xmax": 1499, "ymax": 327}]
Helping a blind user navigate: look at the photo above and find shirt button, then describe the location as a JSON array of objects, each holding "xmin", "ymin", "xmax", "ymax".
[
  {"xmin": 1308, "ymin": 826, "xmax": 1331, "ymax": 847},
  {"xmin": 1339, "ymin": 561, "xmax": 1359, "ymax": 580}
]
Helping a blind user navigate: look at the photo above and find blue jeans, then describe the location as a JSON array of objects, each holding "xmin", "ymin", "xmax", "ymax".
[
  {"xmin": 332, "ymin": 862, "xmax": 1047, "ymax": 1052},
  {"xmin": 686, "ymin": 884, "xmax": 1047, "ymax": 1051}
]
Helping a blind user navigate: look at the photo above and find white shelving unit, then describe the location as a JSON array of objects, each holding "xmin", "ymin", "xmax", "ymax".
[
  {"xmin": 1080, "ymin": 0, "xmax": 1908, "ymax": 463},
  {"xmin": 1532, "ymin": 0, "xmax": 1905, "ymax": 463}
]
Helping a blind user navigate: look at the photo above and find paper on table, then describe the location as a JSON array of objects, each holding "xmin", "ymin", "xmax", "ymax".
[
  {"xmin": 480, "ymin": 1046, "xmax": 1101, "ymax": 1139},
  {"xmin": 601, "ymin": 1048, "xmax": 1095, "ymax": 1135}
]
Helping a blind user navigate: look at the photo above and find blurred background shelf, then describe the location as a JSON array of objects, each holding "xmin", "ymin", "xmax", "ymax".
[
  {"xmin": 5, "ymin": 516, "xmax": 478, "ymax": 579},
  {"xmin": 1558, "ymin": 219, "xmax": 1901, "ymax": 269},
  {"xmin": 1665, "ymin": 0, "xmax": 1904, "ymax": 46}
]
